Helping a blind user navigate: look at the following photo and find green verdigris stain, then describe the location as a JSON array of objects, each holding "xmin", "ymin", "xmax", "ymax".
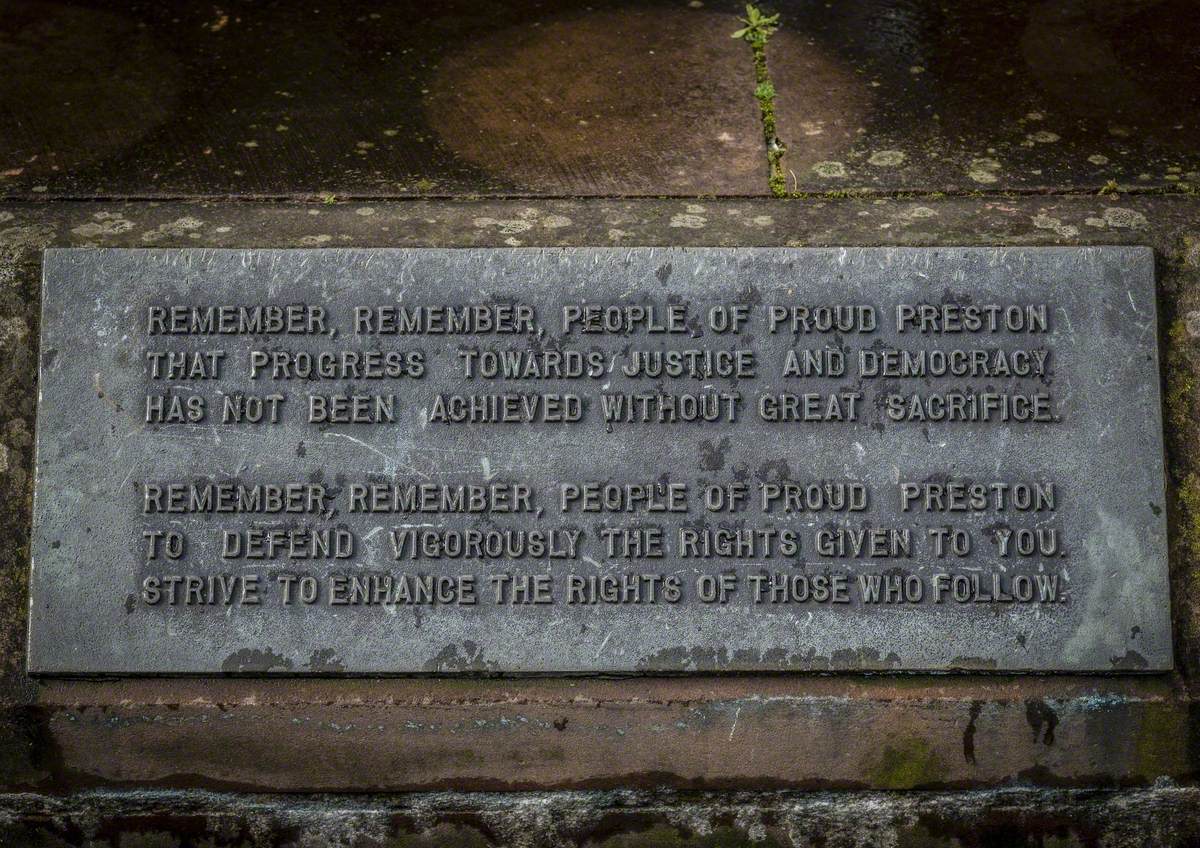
[{"xmin": 871, "ymin": 737, "xmax": 945, "ymax": 789}]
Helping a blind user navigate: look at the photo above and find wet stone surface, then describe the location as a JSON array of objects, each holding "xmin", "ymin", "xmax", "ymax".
[
  {"xmin": 769, "ymin": 0, "xmax": 1200, "ymax": 193},
  {"xmin": 3, "ymin": 0, "xmax": 1197, "ymax": 199},
  {"xmin": 0, "ymin": 0, "xmax": 765, "ymax": 198},
  {"xmin": 28, "ymin": 246, "xmax": 1169, "ymax": 674}
]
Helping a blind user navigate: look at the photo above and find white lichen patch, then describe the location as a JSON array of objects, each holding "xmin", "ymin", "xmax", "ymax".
[
  {"xmin": 141, "ymin": 217, "xmax": 204, "ymax": 243},
  {"xmin": 1024, "ymin": 111, "xmax": 1044, "ymax": 122},
  {"xmin": 0, "ymin": 212, "xmax": 13, "ymax": 224},
  {"xmin": 905, "ymin": 206, "xmax": 937, "ymax": 219},
  {"xmin": 1186, "ymin": 310, "xmax": 1200, "ymax": 339},
  {"xmin": 1088, "ymin": 154, "xmax": 1109, "ymax": 165},
  {"xmin": 0, "ymin": 315, "xmax": 29, "ymax": 349},
  {"xmin": 967, "ymin": 158, "xmax": 1001, "ymax": 184},
  {"xmin": 812, "ymin": 161, "xmax": 846, "ymax": 178},
  {"xmin": 1026, "ymin": 130, "xmax": 1060, "ymax": 144},
  {"xmin": 1085, "ymin": 217, "xmax": 1106, "ymax": 228},
  {"xmin": 751, "ymin": 215, "xmax": 774, "ymax": 227},
  {"xmin": 0, "ymin": 442, "xmax": 7, "ymax": 474},
  {"xmin": 799, "ymin": 121, "xmax": 825, "ymax": 136},
  {"xmin": 72, "ymin": 211, "xmax": 135, "ymax": 238},
  {"xmin": 1101, "ymin": 207, "xmax": 1147, "ymax": 230},
  {"xmin": 669, "ymin": 214, "xmax": 706, "ymax": 229},
  {"xmin": 541, "ymin": 215, "xmax": 573, "ymax": 229},
  {"xmin": 868, "ymin": 150, "xmax": 906, "ymax": 167},
  {"xmin": 1032, "ymin": 214, "xmax": 1079, "ymax": 239},
  {"xmin": 685, "ymin": 204, "xmax": 706, "ymax": 214},
  {"xmin": 473, "ymin": 217, "xmax": 534, "ymax": 235},
  {"xmin": 607, "ymin": 228, "xmax": 631, "ymax": 241},
  {"xmin": 299, "ymin": 234, "xmax": 332, "ymax": 246},
  {"xmin": 354, "ymin": 207, "xmax": 376, "ymax": 216}
]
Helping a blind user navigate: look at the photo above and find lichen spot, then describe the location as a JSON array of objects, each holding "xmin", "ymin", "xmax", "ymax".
[
  {"xmin": 670, "ymin": 213, "xmax": 706, "ymax": 229},
  {"xmin": 813, "ymin": 160, "xmax": 847, "ymax": 178},
  {"xmin": 1102, "ymin": 207, "xmax": 1148, "ymax": 230},
  {"xmin": 1032, "ymin": 214, "xmax": 1079, "ymax": 238},
  {"xmin": 1088, "ymin": 154, "xmax": 1110, "ymax": 165},
  {"xmin": 967, "ymin": 158, "xmax": 1001, "ymax": 184},
  {"xmin": 868, "ymin": 150, "xmax": 906, "ymax": 167},
  {"xmin": 1185, "ymin": 310, "xmax": 1200, "ymax": 339}
]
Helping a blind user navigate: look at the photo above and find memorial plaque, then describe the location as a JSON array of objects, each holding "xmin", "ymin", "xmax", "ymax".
[{"xmin": 28, "ymin": 247, "xmax": 1169, "ymax": 674}]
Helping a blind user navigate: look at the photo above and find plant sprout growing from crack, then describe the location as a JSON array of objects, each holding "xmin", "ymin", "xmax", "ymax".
[
  {"xmin": 732, "ymin": 4, "xmax": 779, "ymax": 46},
  {"xmin": 733, "ymin": 5, "xmax": 786, "ymax": 195}
]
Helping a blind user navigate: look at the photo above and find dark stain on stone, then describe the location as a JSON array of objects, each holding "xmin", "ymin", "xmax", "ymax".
[
  {"xmin": 949, "ymin": 656, "xmax": 999, "ymax": 670},
  {"xmin": 305, "ymin": 648, "xmax": 344, "ymax": 672},
  {"xmin": 423, "ymin": 641, "xmax": 493, "ymax": 673},
  {"xmin": 1111, "ymin": 649, "xmax": 1149, "ymax": 670},
  {"xmin": 296, "ymin": 441, "xmax": 307, "ymax": 457},
  {"xmin": 123, "ymin": 593, "xmax": 136, "ymax": 614},
  {"xmin": 655, "ymin": 262, "xmax": 672, "ymax": 284},
  {"xmin": 221, "ymin": 648, "xmax": 293, "ymax": 673},
  {"xmin": 963, "ymin": 700, "xmax": 983, "ymax": 765},
  {"xmin": 698, "ymin": 436, "xmax": 730, "ymax": 472},
  {"xmin": 553, "ymin": 717, "xmax": 568, "ymax": 732},
  {"xmin": 1026, "ymin": 699, "xmax": 1058, "ymax": 746}
]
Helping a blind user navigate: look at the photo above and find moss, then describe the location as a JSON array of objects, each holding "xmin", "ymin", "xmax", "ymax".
[
  {"xmin": 734, "ymin": 5, "xmax": 786, "ymax": 198},
  {"xmin": 871, "ymin": 737, "xmax": 945, "ymax": 789},
  {"xmin": 1165, "ymin": 319, "xmax": 1195, "ymax": 437},
  {"xmin": 1178, "ymin": 474, "xmax": 1200, "ymax": 574},
  {"xmin": 1133, "ymin": 703, "xmax": 1189, "ymax": 780}
]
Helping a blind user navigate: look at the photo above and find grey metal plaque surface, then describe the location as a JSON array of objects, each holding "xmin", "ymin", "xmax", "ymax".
[{"xmin": 28, "ymin": 247, "xmax": 1169, "ymax": 674}]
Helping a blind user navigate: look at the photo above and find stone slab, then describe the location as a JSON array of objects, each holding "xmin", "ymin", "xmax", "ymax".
[
  {"xmin": 767, "ymin": 0, "xmax": 1200, "ymax": 194},
  {"xmin": 0, "ymin": 0, "xmax": 765, "ymax": 198},
  {"xmin": 27, "ymin": 246, "xmax": 1169, "ymax": 674}
]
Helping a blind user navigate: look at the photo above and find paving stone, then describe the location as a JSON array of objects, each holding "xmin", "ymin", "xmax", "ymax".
[
  {"xmin": 0, "ymin": 0, "xmax": 766, "ymax": 198},
  {"xmin": 767, "ymin": 0, "xmax": 1200, "ymax": 193}
]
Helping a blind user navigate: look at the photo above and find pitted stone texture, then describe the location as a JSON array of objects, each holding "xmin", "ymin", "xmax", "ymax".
[
  {"xmin": 27, "ymin": 246, "xmax": 1168, "ymax": 674},
  {"xmin": 3, "ymin": 788, "xmax": 1200, "ymax": 847}
]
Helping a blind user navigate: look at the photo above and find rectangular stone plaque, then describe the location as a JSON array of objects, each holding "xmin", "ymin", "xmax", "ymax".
[{"xmin": 28, "ymin": 246, "xmax": 1170, "ymax": 674}]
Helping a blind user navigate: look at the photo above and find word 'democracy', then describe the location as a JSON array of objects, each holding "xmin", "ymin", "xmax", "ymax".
[{"xmin": 29, "ymin": 247, "xmax": 1170, "ymax": 673}]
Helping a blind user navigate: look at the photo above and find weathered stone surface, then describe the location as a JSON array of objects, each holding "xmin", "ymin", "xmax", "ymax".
[
  {"xmin": 0, "ymin": 198, "xmax": 1198, "ymax": 795},
  {"xmin": 768, "ymin": 0, "xmax": 1200, "ymax": 194},
  {"xmin": 3, "ymin": 1, "xmax": 1197, "ymax": 199},
  {"xmin": 29, "ymin": 246, "xmax": 1167, "ymax": 673},
  {"xmin": 0, "ymin": 0, "xmax": 765, "ymax": 198},
  {"xmin": 3, "ymin": 787, "xmax": 1200, "ymax": 847}
]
